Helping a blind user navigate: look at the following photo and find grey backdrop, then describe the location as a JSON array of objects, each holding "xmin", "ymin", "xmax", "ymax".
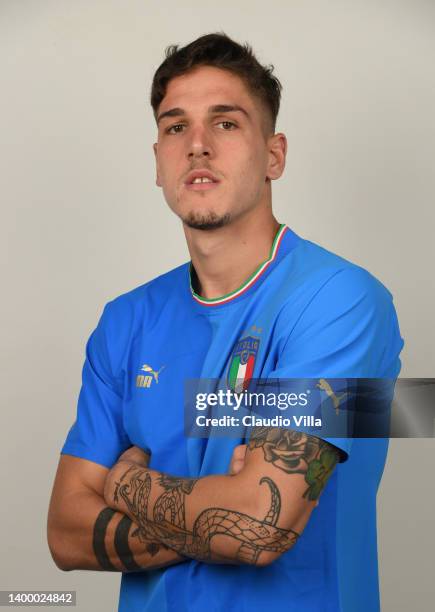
[{"xmin": 1, "ymin": 1, "xmax": 434, "ymax": 610}]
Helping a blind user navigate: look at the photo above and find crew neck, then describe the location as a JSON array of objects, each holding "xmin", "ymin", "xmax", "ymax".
[{"xmin": 189, "ymin": 224, "xmax": 289, "ymax": 307}]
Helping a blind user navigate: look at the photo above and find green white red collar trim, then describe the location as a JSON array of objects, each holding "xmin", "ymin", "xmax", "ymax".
[{"xmin": 190, "ymin": 224, "xmax": 288, "ymax": 306}]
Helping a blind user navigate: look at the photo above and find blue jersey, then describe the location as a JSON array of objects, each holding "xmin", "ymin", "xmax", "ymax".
[{"xmin": 62, "ymin": 225, "xmax": 404, "ymax": 612}]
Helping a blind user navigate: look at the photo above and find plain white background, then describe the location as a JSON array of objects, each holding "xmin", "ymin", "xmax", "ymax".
[{"xmin": 1, "ymin": 1, "xmax": 434, "ymax": 610}]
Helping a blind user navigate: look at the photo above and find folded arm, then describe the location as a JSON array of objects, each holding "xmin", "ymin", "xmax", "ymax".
[
  {"xmin": 104, "ymin": 429, "xmax": 341, "ymax": 566},
  {"xmin": 47, "ymin": 454, "xmax": 185, "ymax": 572}
]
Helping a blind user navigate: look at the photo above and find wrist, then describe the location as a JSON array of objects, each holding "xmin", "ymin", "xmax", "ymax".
[{"xmin": 104, "ymin": 460, "xmax": 135, "ymax": 510}]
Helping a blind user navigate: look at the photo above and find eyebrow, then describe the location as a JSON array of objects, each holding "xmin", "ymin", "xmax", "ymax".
[{"xmin": 156, "ymin": 104, "xmax": 250, "ymax": 124}]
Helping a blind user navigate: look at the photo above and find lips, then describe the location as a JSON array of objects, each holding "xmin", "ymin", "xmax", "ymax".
[
  {"xmin": 184, "ymin": 169, "xmax": 220, "ymax": 185},
  {"xmin": 184, "ymin": 168, "xmax": 221, "ymax": 192}
]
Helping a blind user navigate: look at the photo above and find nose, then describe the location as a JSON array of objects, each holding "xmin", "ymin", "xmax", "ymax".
[{"xmin": 187, "ymin": 125, "xmax": 214, "ymax": 160}]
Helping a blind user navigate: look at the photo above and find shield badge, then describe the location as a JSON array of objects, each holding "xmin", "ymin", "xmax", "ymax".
[{"xmin": 228, "ymin": 335, "xmax": 260, "ymax": 392}]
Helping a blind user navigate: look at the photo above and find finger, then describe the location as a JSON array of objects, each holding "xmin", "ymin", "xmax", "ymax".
[
  {"xmin": 230, "ymin": 460, "xmax": 245, "ymax": 475},
  {"xmin": 118, "ymin": 446, "xmax": 149, "ymax": 465},
  {"xmin": 232, "ymin": 444, "xmax": 247, "ymax": 461},
  {"xmin": 228, "ymin": 457, "xmax": 237, "ymax": 475}
]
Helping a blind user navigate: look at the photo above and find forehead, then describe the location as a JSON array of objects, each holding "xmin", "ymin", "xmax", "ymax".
[{"xmin": 159, "ymin": 66, "xmax": 262, "ymax": 116}]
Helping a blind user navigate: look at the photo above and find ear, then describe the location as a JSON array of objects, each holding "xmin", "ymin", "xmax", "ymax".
[
  {"xmin": 266, "ymin": 132, "xmax": 287, "ymax": 181},
  {"xmin": 153, "ymin": 142, "xmax": 162, "ymax": 187}
]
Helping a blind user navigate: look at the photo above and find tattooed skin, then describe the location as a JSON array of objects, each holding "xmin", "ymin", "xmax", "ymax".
[
  {"xmin": 248, "ymin": 427, "xmax": 340, "ymax": 500},
  {"xmin": 92, "ymin": 502, "xmax": 170, "ymax": 571},
  {"xmin": 93, "ymin": 508, "xmax": 117, "ymax": 571},
  {"xmin": 113, "ymin": 467, "xmax": 299, "ymax": 565},
  {"xmin": 114, "ymin": 515, "xmax": 142, "ymax": 571},
  {"xmin": 153, "ymin": 475, "xmax": 198, "ymax": 530}
]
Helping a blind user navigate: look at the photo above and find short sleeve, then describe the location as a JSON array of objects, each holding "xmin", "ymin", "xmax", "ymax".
[
  {"xmin": 269, "ymin": 267, "xmax": 404, "ymax": 460},
  {"xmin": 61, "ymin": 302, "xmax": 131, "ymax": 468}
]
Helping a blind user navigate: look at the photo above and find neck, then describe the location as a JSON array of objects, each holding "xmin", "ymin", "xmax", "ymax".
[{"xmin": 184, "ymin": 209, "xmax": 280, "ymax": 300}]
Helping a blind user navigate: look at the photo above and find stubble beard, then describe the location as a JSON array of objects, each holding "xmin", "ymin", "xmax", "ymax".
[{"xmin": 182, "ymin": 210, "xmax": 231, "ymax": 231}]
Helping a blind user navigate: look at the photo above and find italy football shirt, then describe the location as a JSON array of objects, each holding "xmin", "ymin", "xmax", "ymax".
[{"xmin": 62, "ymin": 224, "xmax": 404, "ymax": 611}]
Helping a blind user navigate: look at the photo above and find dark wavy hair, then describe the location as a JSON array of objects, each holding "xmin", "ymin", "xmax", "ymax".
[{"xmin": 150, "ymin": 32, "xmax": 282, "ymax": 134}]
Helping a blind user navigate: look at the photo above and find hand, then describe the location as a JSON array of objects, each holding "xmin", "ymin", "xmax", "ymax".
[
  {"xmin": 228, "ymin": 444, "xmax": 247, "ymax": 476},
  {"xmin": 116, "ymin": 445, "xmax": 150, "ymax": 468},
  {"xmin": 103, "ymin": 446, "xmax": 150, "ymax": 508}
]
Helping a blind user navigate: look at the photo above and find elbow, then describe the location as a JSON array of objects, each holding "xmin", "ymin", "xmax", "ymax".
[
  {"xmin": 255, "ymin": 550, "xmax": 279, "ymax": 567},
  {"xmin": 247, "ymin": 536, "xmax": 297, "ymax": 568},
  {"xmin": 47, "ymin": 535, "xmax": 72, "ymax": 571},
  {"xmin": 48, "ymin": 544, "xmax": 72, "ymax": 572},
  {"xmin": 52, "ymin": 556, "xmax": 74, "ymax": 572},
  {"xmin": 255, "ymin": 547, "xmax": 288, "ymax": 567},
  {"xmin": 47, "ymin": 524, "xmax": 76, "ymax": 572},
  {"xmin": 220, "ymin": 474, "xmax": 299, "ymax": 567}
]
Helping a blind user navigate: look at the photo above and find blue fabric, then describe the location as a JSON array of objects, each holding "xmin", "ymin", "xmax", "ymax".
[{"xmin": 61, "ymin": 227, "xmax": 404, "ymax": 612}]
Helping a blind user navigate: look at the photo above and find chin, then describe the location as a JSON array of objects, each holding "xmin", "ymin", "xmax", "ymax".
[{"xmin": 182, "ymin": 211, "xmax": 231, "ymax": 231}]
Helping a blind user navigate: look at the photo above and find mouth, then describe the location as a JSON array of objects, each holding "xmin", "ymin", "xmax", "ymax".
[
  {"xmin": 184, "ymin": 170, "xmax": 221, "ymax": 192},
  {"xmin": 185, "ymin": 180, "xmax": 220, "ymax": 191}
]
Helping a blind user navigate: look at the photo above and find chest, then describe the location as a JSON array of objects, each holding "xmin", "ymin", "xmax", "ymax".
[{"xmin": 121, "ymin": 301, "xmax": 285, "ymax": 471}]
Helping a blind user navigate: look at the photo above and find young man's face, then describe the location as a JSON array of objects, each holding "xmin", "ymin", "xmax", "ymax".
[{"xmin": 153, "ymin": 65, "xmax": 285, "ymax": 230}]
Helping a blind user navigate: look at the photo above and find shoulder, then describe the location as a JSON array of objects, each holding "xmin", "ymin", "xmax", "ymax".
[
  {"xmin": 278, "ymin": 241, "xmax": 404, "ymax": 376},
  {"xmin": 89, "ymin": 263, "xmax": 189, "ymax": 372},
  {"xmin": 273, "ymin": 237, "xmax": 404, "ymax": 376},
  {"xmin": 281, "ymin": 237, "xmax": 394, "ymax": 311},
  {"xmin": 101, "ymin": 262, "xmax": 189, "ymax": 325}
]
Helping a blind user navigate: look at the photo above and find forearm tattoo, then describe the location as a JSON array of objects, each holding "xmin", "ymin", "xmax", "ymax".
[
  {"xmin": 93, "ymin": 507, "xmax": 117, "ymax": 571},
  {"xmin": 248, "ymin": 427, "xmax": 340, "ymax": 500},
  {"xmin": 114, "ymin": 515, "xmax": 142, "ymax": 571},
  {"xmin": 92, "ymin": 503, "xmax": 169, "ymax": 571},
  {"xmin": 113, "ymin": 468, "xmax": 299, "ymax": 565}
]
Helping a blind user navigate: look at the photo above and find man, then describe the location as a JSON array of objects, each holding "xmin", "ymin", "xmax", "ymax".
[{"xmin": 47, "ymin": 33, "xmax": 404, "ymax": 611}]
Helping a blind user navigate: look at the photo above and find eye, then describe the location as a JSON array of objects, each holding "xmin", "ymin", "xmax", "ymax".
[
  {"xmin": 217, "ymin": 121, "xmax": 236, "ymax": 130},
  {"xmin": 166, "ymin": 123, "xmax": 186, "ymax": 134}
]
